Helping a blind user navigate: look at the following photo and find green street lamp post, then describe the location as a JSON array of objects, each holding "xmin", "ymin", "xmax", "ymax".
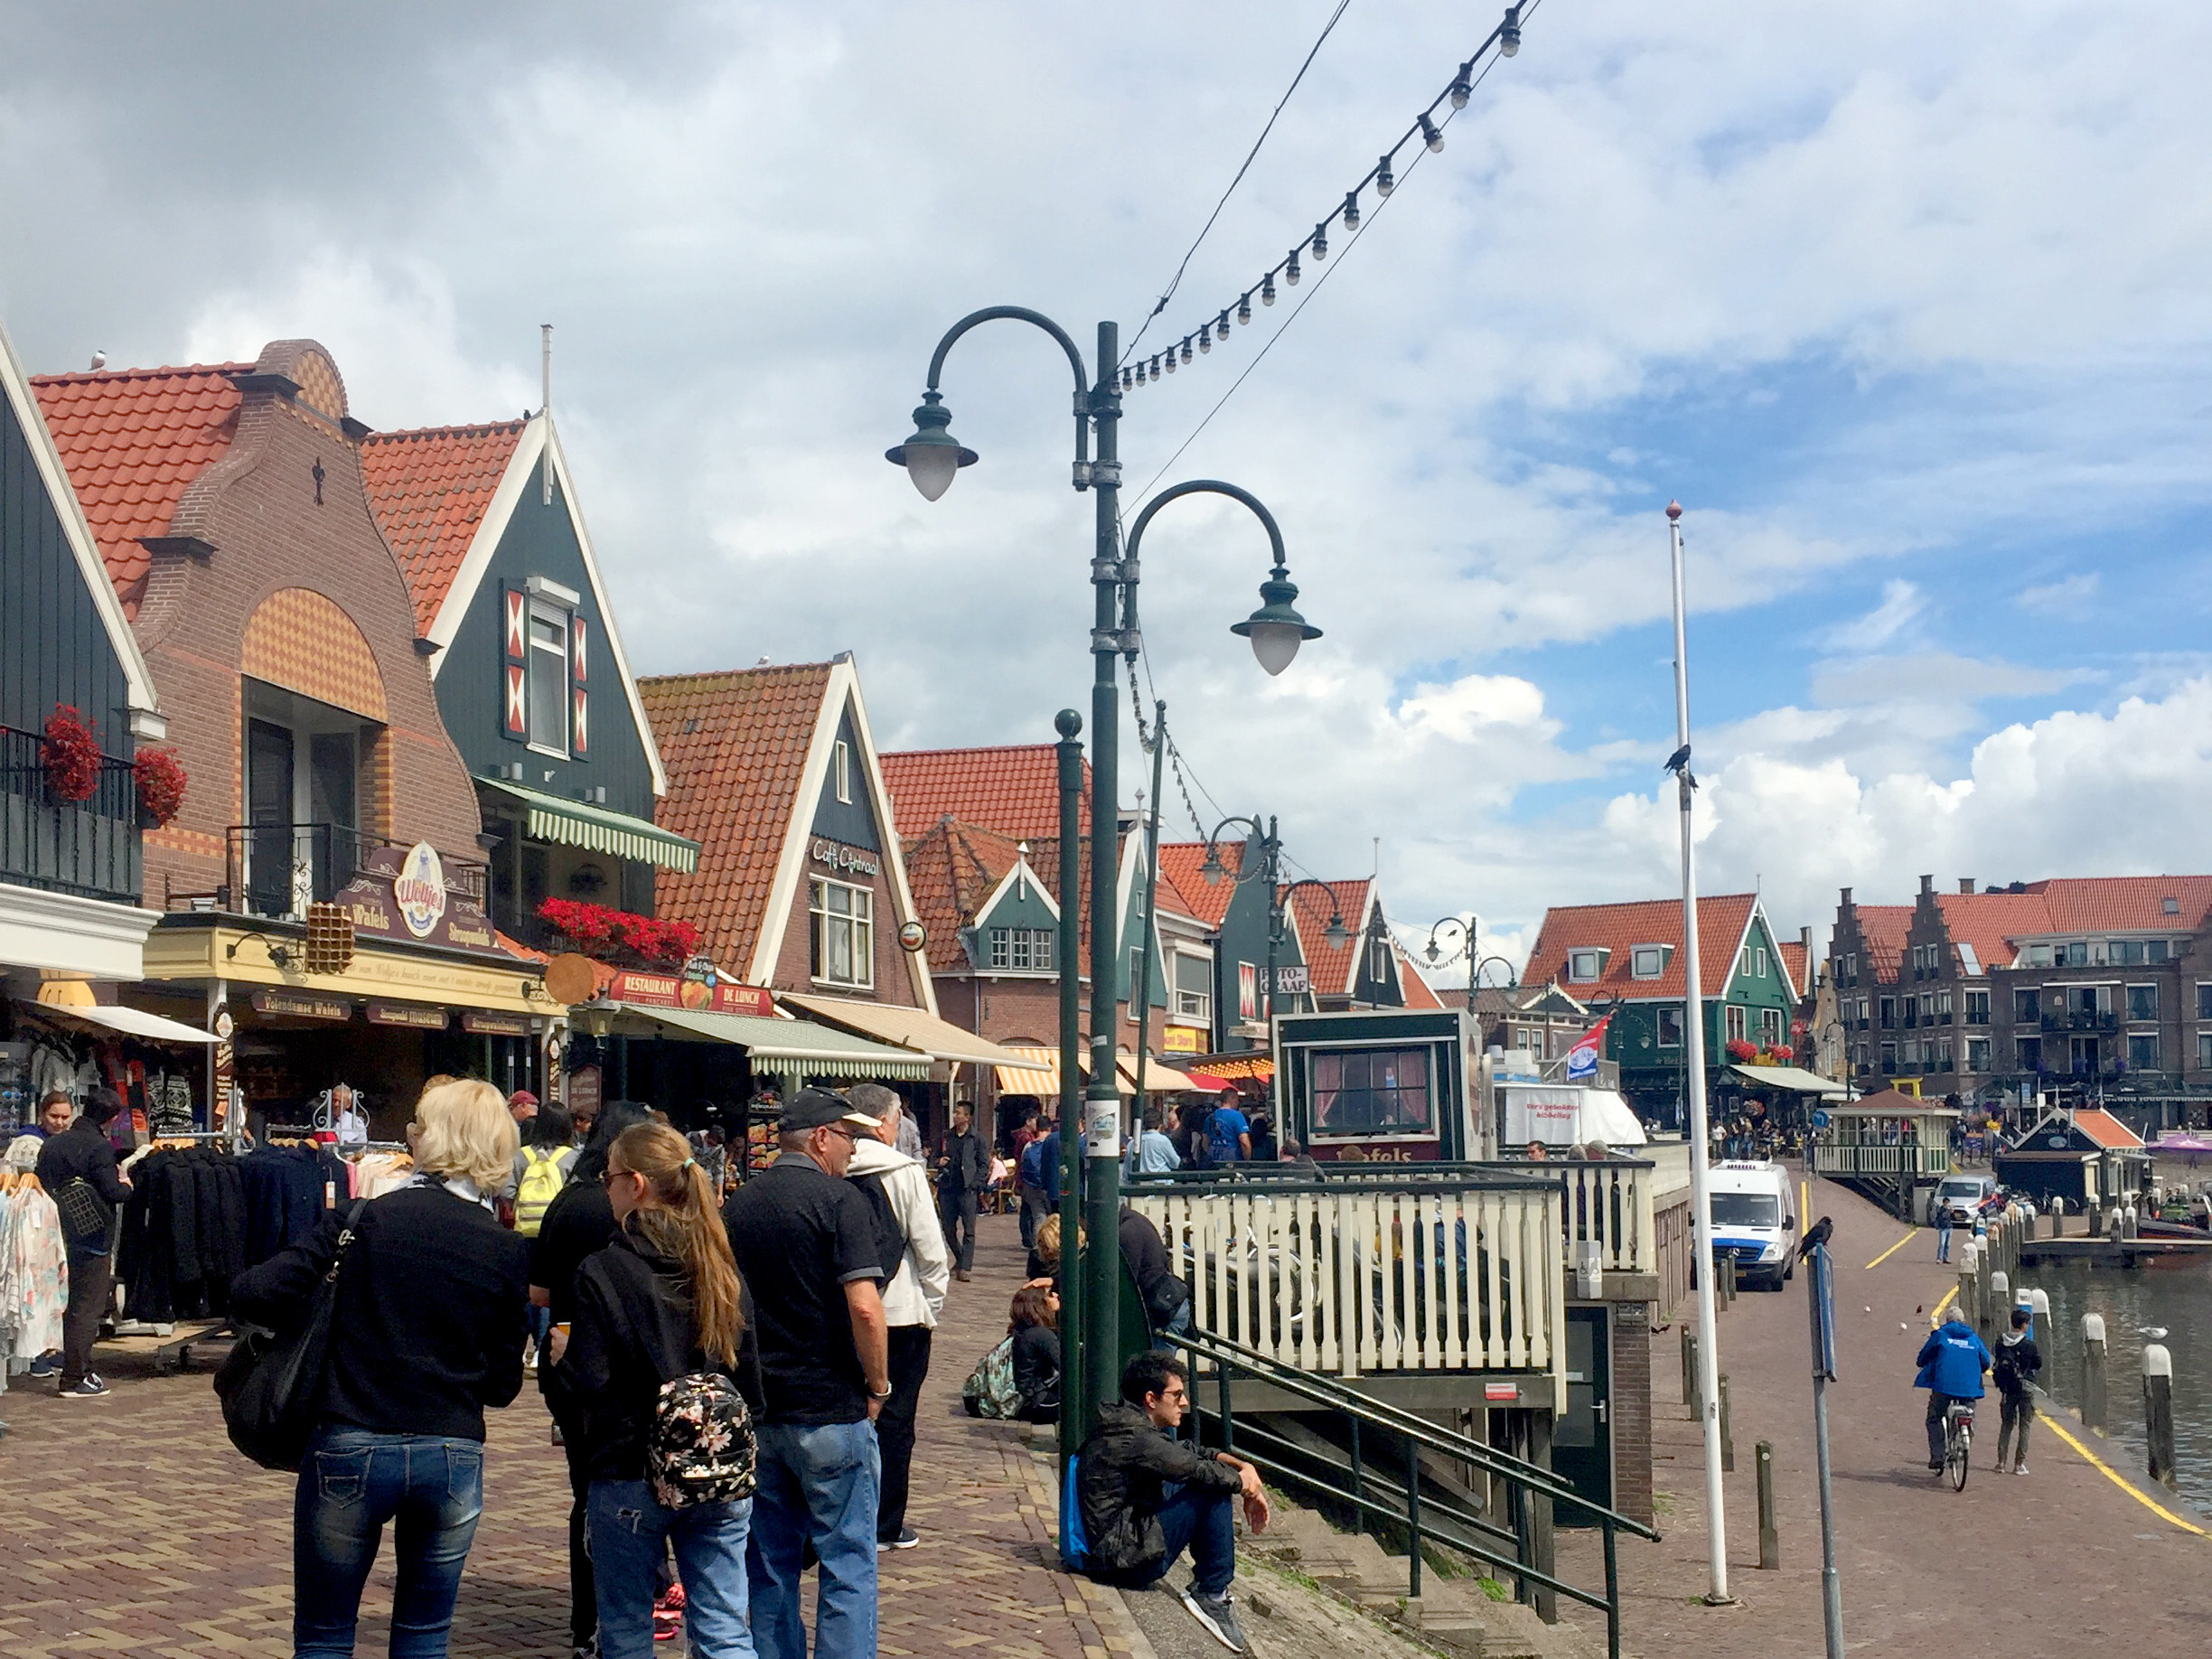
[{"xmin": 889, "ymin": 309, "xmax": 1319, "ymax": 1474}]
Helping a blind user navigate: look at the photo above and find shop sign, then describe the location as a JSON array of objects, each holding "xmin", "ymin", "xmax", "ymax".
[
  {"xmin": 251, "ymin": 989, "xmax": 351, "ymax": 1022},
  {"xmin": 606, "ymin": 964, "xmax": 773, "ymax": 1017},
  {"xmin": 1162, "ymin": 1026, "xmax": 1203, "ymax": 1054},
  {"xmin": 366, "ymin": 1000, "xmax": 450, "ymax": 1031},
  {"xmin": 565, "ymin": 1064, "xmax": 602, "ymax": 1119},
  {"xmin": 463, "ymin": 1010, "xmax": 533, "ymax": 1037},
  {"xmin": 1275, "ymin": 964, "xmax": 1311, "ymax": 995},
  {"xmin": 811, "ymin": 838, "xmax": 881, "ymax": 878},
  {"xmin": 333, "ymin": 843, "xmax": 505, "ymax": 959}
]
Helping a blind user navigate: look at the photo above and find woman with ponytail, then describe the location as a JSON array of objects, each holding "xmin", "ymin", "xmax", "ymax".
[{"xmin": 552, "ymin": 1123, "xmax": 763, "ymax": 1658}]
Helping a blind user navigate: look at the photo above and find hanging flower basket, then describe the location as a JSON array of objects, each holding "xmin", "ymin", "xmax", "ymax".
[
  {"xmin": 1724, "ymin": 1037, "xmax": 1759, "ymax": 1063},
  {"xmin": 41, "ymin": 705, "xmax": 103, "ymax": 803},
  {"xmin": 134, "ymin": 746, "xmax": 189, "ymax": 828}
]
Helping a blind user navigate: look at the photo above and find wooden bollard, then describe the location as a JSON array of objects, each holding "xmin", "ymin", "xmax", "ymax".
[
  {"xmin": 2083, "ymin": 1313, "xmax": 2108, "ymax": 1433},
  {"xmin": 1721, "ymin": 1254, "xmax": 1738, "ymax": 1304},
  {"xmin": 2086, "ymin": 1201, "xmax": 2101, "ymax": 1239},
  {"xmin": 2145, "ymin": 1343, "xmax": 2177, "ymax": 1488},
  {"xmin": 1756, "ymin": 1440, "xmax": 1778, "ymax": 1569},
  {"xmin": 1719, "ymin": 1373, "xmax": 1735, "ymax": 1471},
  {"xmin": 1986, "ymin": 1270, "xmax": 2009, "ymax": 1343},
  {"xmin": 1683, "ymin": 1326, "xmax": 1698, "ymax": 1409}
]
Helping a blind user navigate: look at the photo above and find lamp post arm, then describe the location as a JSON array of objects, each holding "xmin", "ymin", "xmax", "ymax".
[
  {"xmin": 1121, "ymin": 482, "xmax": 1289, "ymax": 653},
  {"xmin": 924, "ymin": 306, "xmax": 1094, "ymax": 467}
]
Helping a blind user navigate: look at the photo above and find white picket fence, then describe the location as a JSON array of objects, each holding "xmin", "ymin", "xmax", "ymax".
[
  {"xmin": 1557, "ymin": 1158, "xmax": 1661, "ymax": 1276},
  {"xmin": 1129, "ymin": 1180, "xmax": 1567, "ymax": 1382}
]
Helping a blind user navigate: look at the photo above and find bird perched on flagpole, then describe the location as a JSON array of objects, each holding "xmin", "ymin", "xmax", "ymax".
[{"xmin": 1664, "ymin": 743, "xmax": 1696, "ymax": 790}]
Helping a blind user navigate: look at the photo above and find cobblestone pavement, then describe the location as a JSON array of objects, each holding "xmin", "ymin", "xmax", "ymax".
[
  {"xmin": 1551, "ymin": 1163, "xmax": 2212, "ymax": 1658},
  {"xmin": 0, "ymin": 1213, "xmax": 1137, "ymax": 1659}
]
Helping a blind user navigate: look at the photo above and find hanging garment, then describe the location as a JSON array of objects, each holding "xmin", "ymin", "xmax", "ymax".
[{"xmin": 1, "ymin": 1184, "xmax": 67, "ymax": 1360}]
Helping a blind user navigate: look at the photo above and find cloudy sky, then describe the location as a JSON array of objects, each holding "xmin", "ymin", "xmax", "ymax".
[{"xmin": 6, "ymin": 1, "xmax": 2209, "ymax": 976}]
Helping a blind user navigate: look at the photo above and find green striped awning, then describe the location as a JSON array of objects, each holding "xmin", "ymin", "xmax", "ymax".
[
  {"xmin": 478, "ymin": 778, "xmax": 699, "ymax": 873},
  {"xmin": 608, "ymin": 1005, "xmax": 933, "ymax": 1082}
]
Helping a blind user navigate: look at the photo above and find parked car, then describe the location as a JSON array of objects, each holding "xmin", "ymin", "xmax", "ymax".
[{"xmin": 1932, "ymin": 1173, "xmax": 1996, "ymax": 1224}]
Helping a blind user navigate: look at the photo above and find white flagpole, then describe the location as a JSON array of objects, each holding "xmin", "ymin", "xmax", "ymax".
[{"xmin": 1670, "ymin": 500, "xmax": 1733, "ymax": 1606}]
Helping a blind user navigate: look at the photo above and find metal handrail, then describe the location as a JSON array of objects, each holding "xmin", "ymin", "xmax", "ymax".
[{"xmin": 1168, "ymin": 1324, "xmax": 1653, "ymax": 1659}]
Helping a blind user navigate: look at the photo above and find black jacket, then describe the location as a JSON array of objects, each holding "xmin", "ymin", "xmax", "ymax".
[
  {"xmin": 36, "ymin": 1120, "xmax": 128, "ymax": 1240},
  {"xmin": 557, "ymin": 1225, "xmax": 765, "ymax": 1482},
  {"xmin": 938, "ymin": 1129, "xmax": 989, "ymax": 1196},
  {"xmin": 231, "ymin": 1183, "xmax": 530, "ymax": 1442},
  {"xmin": 1993, "ymin": 1330, "xmax": 2042, "ymax": 1397},
  {"xmin": 1012, "ymin": 1323, "xmax": 1061, "ymax": 1421},
  {"xmin": 1077, "ymin": 1400, "xmax": 1243, "ymax": 1578}
]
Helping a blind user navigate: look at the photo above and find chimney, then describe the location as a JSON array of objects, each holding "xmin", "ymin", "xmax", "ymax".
[
  {"xmin": 1801, "ymin": 925, "xmax": 1813, "ymax": 968},
  {"xmin": 1918, "ymin": 874, "xmax": 1935, "ymax": 896},
  {"xmin": 1959, "ymin": 878, "xmax": 1976, "ymax": 895}
]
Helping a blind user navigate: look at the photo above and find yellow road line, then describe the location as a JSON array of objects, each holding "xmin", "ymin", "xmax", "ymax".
[
  {"xmin": 1930, "ymin": 1286, "xmax": 1957, "ymax": 1323},
  {"xmin": 1864, "ymin": 1231, "xmax": 1916, "ymax": 1270},
  {"xmin": 1800, "ymin": 1179, "xmax": 1810, "ymax": 1227},
  {"xmin": 2037, "ymin": 1411, "xmax": 2209, "ymax": 1537}
]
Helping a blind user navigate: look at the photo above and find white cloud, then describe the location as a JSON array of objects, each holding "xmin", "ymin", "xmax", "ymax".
[
  {"xmin": 2018, "ymin": 572, "xmax": 2099, "ymax": 614},
  {"xmin": 1821, "ymin": 578, "xmax": 1925, "ymax": 653}
]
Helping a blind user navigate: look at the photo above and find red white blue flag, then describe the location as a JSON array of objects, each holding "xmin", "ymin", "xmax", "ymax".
[{"xmin": 1566, "ymin": 1012, "xmax": 1612, "ymax": 1081}]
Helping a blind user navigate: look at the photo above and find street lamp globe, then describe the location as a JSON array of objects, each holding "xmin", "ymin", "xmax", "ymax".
[
  {"xmin": 1232, "ymin": 564, "xmax": 1322, "ymax": 677},
  {"xmin": 1325, "ymin": 914, "xmax": 1349, "ymax": 950},
  {"xmin": 885, "ymin": 390, "xmax": 978, "ymax": 502}
]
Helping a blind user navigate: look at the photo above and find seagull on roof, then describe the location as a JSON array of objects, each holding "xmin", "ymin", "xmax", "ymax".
[{"xmin": 89, "ymin": 349, "xmax": 106, "ymax": 371}]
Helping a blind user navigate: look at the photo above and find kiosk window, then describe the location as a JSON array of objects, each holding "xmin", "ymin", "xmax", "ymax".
[{"xmin": 1310, "ymin": 1047, "xmax": 1431, "ymax": 1136}]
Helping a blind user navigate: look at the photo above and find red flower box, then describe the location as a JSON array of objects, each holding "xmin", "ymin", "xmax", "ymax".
[
  {"xmin": 134, "ymin": 746, "xmax": 188, "ymax": 827},
  {"xmin": 539, "ymin": 897, "xmax": 700, "ymax": 969},
  {"xmin": 41, "ymin": 705, "xmax": 102, "ymax": 803}
]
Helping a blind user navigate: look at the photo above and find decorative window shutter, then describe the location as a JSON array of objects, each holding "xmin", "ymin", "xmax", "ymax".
[
  {"xmin": 501, "ymin": 586, "xmax": 527, "ymax": 741},
  {"xmin": 571, "ymin": 615, "xmax": 589, "ymax": 755}
]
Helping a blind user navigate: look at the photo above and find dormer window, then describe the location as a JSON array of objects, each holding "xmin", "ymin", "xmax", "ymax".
[
  {"xmin": 1568, "ymin": 948, "xmax": 1607, "ymax": 983},
  {"xmin": 1630, "ymin": 944, "xmax": 1672, "ymax": 979}
]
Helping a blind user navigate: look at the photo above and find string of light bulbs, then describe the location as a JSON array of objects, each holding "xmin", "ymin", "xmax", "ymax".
[{"xmin": 1113, "ymin": 2, "xmax": 1530, "ymax": 396}]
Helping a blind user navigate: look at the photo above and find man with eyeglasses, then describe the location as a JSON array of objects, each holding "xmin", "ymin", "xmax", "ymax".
[
  {"xmin": 1079, "ymin": 1351, "xmax": 1268, "ymax": 1653},
  {"xmin": 722, "ymin": 1087, "xmax": 894, "ymax": 1659}
]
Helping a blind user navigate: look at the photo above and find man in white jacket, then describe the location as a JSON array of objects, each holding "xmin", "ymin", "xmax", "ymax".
[{"xmin": 846, "ymin": 1083, "xmax": 951, "ymax": 1551}]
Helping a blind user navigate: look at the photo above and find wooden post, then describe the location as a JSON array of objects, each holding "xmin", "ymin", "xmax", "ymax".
[
  {"xmin": 1682, "ymin": 1326, "xmax": 1698, "ymax": 1408},
  {"xmin": 2083, "ymin": 1313, "xmax": 2107, "ymax": 1434},
  {"xmin": 1526, "ymin": 1410, "xmax": 1557, "ymax": 1624},
  {"xmin": 1720, "ymin": 1373, "xmax": 1735, "ymax": 1472},
  {"xmin": 1756, "ymin": 1440, "xmax": 1779, "ymax": 1570},
  {"xmin": 1721, "ymin": 1254, "xmax": 1738, "ymax": 1304},
  {"xmin": 2145, "ymin": 1343, "xmax": 2177, "ymax": 1488},
  {"xmin": 1985, "ymin": 1270, "xmax": 2008, "ymax": 1344}
]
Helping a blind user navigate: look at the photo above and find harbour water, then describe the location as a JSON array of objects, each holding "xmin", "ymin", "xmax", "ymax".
[{"xmin": 2030, "ymin": 1259, "xmax": 2212, "ymax": 1509}]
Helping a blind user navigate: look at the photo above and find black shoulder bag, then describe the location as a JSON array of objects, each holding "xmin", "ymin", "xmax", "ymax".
[{"xmin": 215, "ymin": 1198, "xmax": 369, "ymax": 1471}]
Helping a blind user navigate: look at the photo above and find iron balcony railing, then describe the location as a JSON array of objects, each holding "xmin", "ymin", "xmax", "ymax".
[
  {"xmin": 0, "ymin": 723, "xmax": 140, "ymax": 904},
  {"xmin": 2041, "ymin": 1011, "xmax": 2118, "ymax": 1033}
]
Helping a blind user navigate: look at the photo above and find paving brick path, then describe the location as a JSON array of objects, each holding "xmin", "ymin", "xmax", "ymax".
[
  {"xmin": 0, "ymin": 1212, "xmax": 1136, "ymax": 1659},
  {"xmin": 1551, "ymin": 1163, "xmax": 2212, "ymax": 1658}
]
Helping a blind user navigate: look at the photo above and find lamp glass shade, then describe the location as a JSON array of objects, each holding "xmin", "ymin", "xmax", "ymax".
[
  {"xmin": 1245, "ymin": 619, "xmax": 1306, "ymax": 677},
  {"xmin": 1201, "ymin": 855, "xmax": 1224, "ymax": 886},
  {"xmin": 1326, "ymin": 917, "xmax": 1349, "ymax": 949},
  {"xmin": 905, "ymin": 444, "xmax": 961, "ymax": 502}
]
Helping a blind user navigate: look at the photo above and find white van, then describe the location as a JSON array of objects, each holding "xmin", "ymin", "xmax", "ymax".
[
  {"xmin": 1707, "ymin": 1160, "xmax": 1796, "ymax": 1291},
  {"xmin": 1932, "ymin": 1173, "xmax": 1995, "ymax": 1225}
]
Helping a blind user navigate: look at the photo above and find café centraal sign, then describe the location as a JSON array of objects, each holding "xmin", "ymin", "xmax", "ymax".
[{"xmin": 811, "ymin": 839, "xmax": 880, "ymax": 878}]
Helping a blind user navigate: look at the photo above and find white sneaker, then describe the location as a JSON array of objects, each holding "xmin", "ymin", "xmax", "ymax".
[{"xmin": 2012, "ymin": 1462, "xmax": 2029, "ymax": 1476}]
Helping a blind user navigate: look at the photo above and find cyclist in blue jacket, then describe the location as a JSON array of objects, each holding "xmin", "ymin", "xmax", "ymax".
[{"xmin": 1915, "ymin": 1310, "xmax": 1993, "ymax": 1470}]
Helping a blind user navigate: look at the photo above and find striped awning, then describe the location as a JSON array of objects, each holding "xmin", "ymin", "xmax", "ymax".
[
  {"xmin": 608, "ymin": 1005, "xmax": 932, "ymax": 1082},
  {"xmin": 995, "ymin": 1045, "xmax": 1078, "ymax": 1097},
  {"xmin": 478, "ymin": 778, "xmax": 700, "ymax": 873},
  {"xmin": 1119, "ymin": 1053, "xmax": 1197, "ymax": 1093}
]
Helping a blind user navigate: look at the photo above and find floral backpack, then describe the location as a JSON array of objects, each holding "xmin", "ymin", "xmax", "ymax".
[
  {"xmin": 648, "ymin": 1373, "xmax": 757, "ymax": 1510},
  {"xmin": 961, "ymin": 1336, "xmax": 1023, "ymax": 1420}
]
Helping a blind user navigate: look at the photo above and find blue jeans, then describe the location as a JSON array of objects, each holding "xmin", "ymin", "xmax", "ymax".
[
  {"xmin": 589, "ymin": 1480, "xmax": 755, "ymax": 1659},
  {"xmin": 294, "ymin": 1427, "xmax": 484, "ymax": 1659},
  {"xmin": 1936, "ymin": 1225, "xmax": 1951, "ymax": 1262},
  {"xmin": 746, "ymin": 1420, "xmax": 879, "ymax": 1659},
  {"xmin": 1152, "ymin": 1481, "xmax": 1236, "ymax": 1598}
]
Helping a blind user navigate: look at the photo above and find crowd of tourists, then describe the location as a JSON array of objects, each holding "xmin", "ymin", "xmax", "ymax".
[{"xmin": 111, "ymin": 1073, "xmax": 1261, "ymax": 1659}]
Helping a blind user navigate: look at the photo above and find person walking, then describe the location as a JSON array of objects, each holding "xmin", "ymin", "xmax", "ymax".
[
  {"xmin": 34, "ymin": 1085, "xmax": 130, "ymax": 1398},
  {"xmin": 1992, "ymin": 1306, "xmax": 2043, "ymax": 1475},
  {"xmin": 1203, "ymin": 1089, "xmax": 1250, "ymax": 1168},
  {"xmin": 934, "ymin": 1103, "xmax": 988, "ymax": 1283},
  {"xmin": 514, "ymin": 1106, "xmax": 577, "ymax": 1368},
  {"xmin": 1124, "ymin": 1108, "xmax": 1181, "ymax": 1180},
  {"xmin": 553, "ymin": 1122, "xmax": 763, "ymax": 1659},
  {"xmin": 721, "ymin": 1089, "xmax": 893, "ymax": 1659},
  {"xmin": 532, "ymin": 1100, "xmax": 655, "ymax": 1659},
  {"xmin": 1935, "ymin": 1198, "xmax": 1953, "ymax": 1263},
  {"xmin": 1078, "ymin": 1352, "xmax": 1269, "ymax": 1654},
  {"xmin": 844, "ymin": 1083, "xmax": 950, "ymax": 1552},
  {"xmin": 230, "ymin": 1080, "xmax": 530, "ymax": 1659},
  {"xmin": 1013, "ymin": 1110, "xmax": 1049, "ymax": 1251}
]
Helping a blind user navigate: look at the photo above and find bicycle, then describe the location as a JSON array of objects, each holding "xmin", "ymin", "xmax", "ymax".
[{"xmin": 1940, "ymin": 1401, "xmax": 1974, "ymax": 1492}]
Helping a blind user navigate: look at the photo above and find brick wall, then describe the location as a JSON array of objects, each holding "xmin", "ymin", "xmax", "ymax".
[
  {"xmin": 769, "ymin": 858, "xmax": 924, "ymax": 1007},
  {"xmin": 1609, "ymin": 1301, "xmax": 1654, "ymax": 1526},
  {"xmin": 130, "ymin": 341, "xmax": 482, "ymax": 908}
]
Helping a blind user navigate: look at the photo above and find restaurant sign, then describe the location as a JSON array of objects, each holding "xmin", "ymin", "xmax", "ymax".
[
  {"xmin": 366, "ymin": 1000, "xmax": 450, "ymax": 1031},
  {"xmin": 811, "ymin": 838, "xmax": 881, "ymax": 878},
  {"xmin": 463, "ymin": 1010, "xmax": 534, "ymax": 1037},
  {"xmin": 251, "ymin": 989, "xmax": 351, "ymax": 1022},
  {"xmin": 1162, "ymin": 1026, "xmax": 1202, "ymax": 1054},
  {"xmin": 333, "ymin": 843, "xmax": 503, "ymax": 957},
  {"xmin": 606, "ymin": 958, "xmax": 773, "ymax": 1017}
]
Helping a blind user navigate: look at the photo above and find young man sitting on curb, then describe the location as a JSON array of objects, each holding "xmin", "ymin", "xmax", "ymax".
[{"xmin": 1078, "ymin": 1352, "xmax": 1269, "ymax": 1653}]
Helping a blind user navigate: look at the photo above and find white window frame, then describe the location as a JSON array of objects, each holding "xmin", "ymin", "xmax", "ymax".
[
  {"xmin": 1631, "ymin": 944, "xmax": 1666, "ymax": 979},
  {"xmin": 1171, "ymin": 950, "xmax": 1212, "ymax": 1024},
  {"xmin": 1757, "ymin": 947, "xmax": 1768, "ymax": 979},
  {"xmin": 2126, "ymin": 982, "xmax": 2159, "ymax": 1024},
  {"xmin": 1657, "ymin": 1007, "xmax": 1683, "ymax": 1047},
  {"xmin": 1725, "ymin": 1005, "xmax": 1748, "ymax": 1044},
  {"xmin": 526, "ymin": 598, "xmax": 571, "ymax": 757},
  {"xmin": 1568, "ymin": 950, "xmax": 1601, "ymax": 983},
  {"xmin": 1966, "ymin": 1036, "xmax": 1990, "ymax": 1073},
  {"xmin": 2199, "ymin": 1030, "xmax": 2212, "ymax": 1072},
  {"xmin": 809, "ymin": 876, "xmax": 875, "ymax": 989},
  {"xmin": 833, "ymin": 739, "xmax": 852, "ymax": 804},
  {"xmin": 1758, "ymin": 1007, "xmax": 1783, "ymax": 1045},
  {"xmin": 2128, "ymin": 1032, "xmax": 2161, "ymax": 1072}
]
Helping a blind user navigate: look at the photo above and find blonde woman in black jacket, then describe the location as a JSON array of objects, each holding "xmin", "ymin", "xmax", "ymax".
[{"xmin": 552, "ymin": 1123, "xmax": 763, "ymax": 1659}]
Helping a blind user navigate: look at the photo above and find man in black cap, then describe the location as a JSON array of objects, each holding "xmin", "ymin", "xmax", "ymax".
[{"xmin": 723, "ymin": 1087, "xmax": 893, "ymax": 1659}]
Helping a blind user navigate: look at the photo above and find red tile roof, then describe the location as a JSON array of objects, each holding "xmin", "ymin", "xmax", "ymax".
[
  {"xmin": 638, "ymin": 663, "xmax": 833, "ymax": 973},
  {"xmin": 360, "ymin": 420, "xmax": 527, "ymax": 633},
  {"xmin": 2073, "ymin": 1107, "xmax": 2143, "ymax": 1150},
  {"xmin": 1850, "ymin": 904, "xmax": 1914, "ymax": 979},
  {"xmin": 1778, "ymin": 940, "xmax": 1807, "ymax": 998},
  {"xmin": 2031, "ymin": 876, "xmax": 2212, "ymax": 935},
  {"xmin": 1157, "ymin": 840, "xmax": 1241, "ymax": 928},
  {"xmin": 901, "ymin": 819, "xmax": 1028, "ymax": 972},
  {"xmin": 880, "ymin": 745, "xmax": 1090, "ymax": 842},
  {"xmin": 32, "ymin": 364, "xmax": 247, "ymax": 618},
  {"xmin": 1932, "ymin": 891, "xmax": 2053, "ymax": 975},
  {"xmin": 1523, "ymin": 894, "xmax": 1760, "ymax": 1001},
  {"xmin": 1288, "ymin": 879, "xmax": 1372, "ymax": 999},
  {"xmin": 1397, "ymin": 945, "xmax": 1445, "ymax": 1009}
]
